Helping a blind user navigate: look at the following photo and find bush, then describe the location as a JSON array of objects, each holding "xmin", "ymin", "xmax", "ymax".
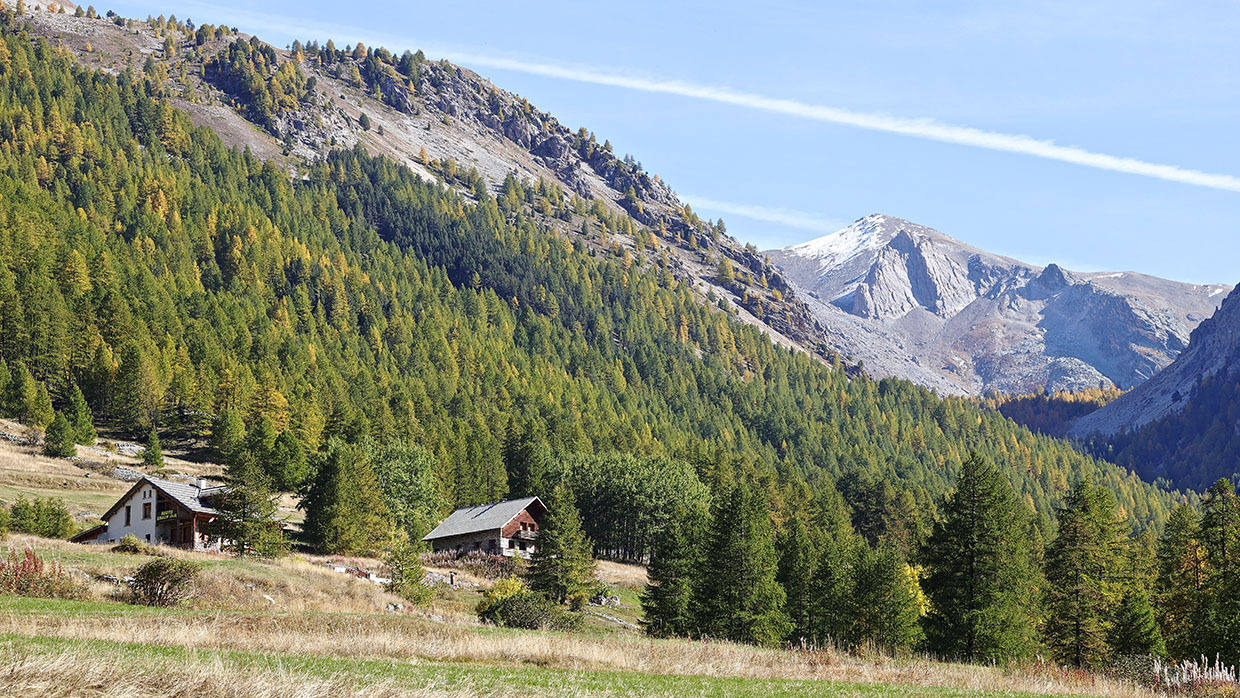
[
  {"xmin": 0, "ymin": 548, "xmax": 88, "ymax": 599},
  {"xmin": 385, "ymin": 537, "xmax": 433, "ymax": 607},
  {"xmin": 478, "ymin": 591, "xmax": 582, "ymax": 631},
  {"xmin": 476, "ymin": 577, "xmax": 581, "ymax": 631},
  {"xmin": 9, "ymin": 497, "xmax": 74, "ymax": 538},
  {"xmin": 42, "ymin": 412, "xmax": 76, "ymax": 458},
  {"xmin": 129, "ymin": 557, "xmax": 200, "ymax": 607},
  {"xmin": 111, "ymin": 533, "xmax": 157, "ymax": 555}
]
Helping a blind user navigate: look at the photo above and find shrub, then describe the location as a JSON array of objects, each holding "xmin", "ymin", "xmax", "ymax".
[
  {"xmin": 9, "ymin": 497, "xmax": 74, "ymax": 538},
  {"xmin": 385, "ymin": 539, "xmax": 434, "ymax": 607},
  {"xmin": 42, "ymin": 412, "xmax": 76, "ymax": 458},
  {"xmin": 0, "ymin": 548, "xmax": 88, "ymax": 599},
  {"xmin": 476, "ymin": 577, "xmax": 581, "ymax": 631},
  {"xmin": 111, "ymin": 533, "xmax": 156, "ymax": 555},
  {"xmin": 129, "ymin": 558, "xmax": 200, "ymax": 607},
  {"xmin": 478, "ymin": 591, "xmax": 582, "ymax": 631}
]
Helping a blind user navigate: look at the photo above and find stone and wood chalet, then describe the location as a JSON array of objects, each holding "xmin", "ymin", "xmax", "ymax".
[
  {"xmin": 70, "ymin": 476, "xmax": 228, "ymax": 551},
  {"xmin": 422, "ymin": 497, "xmax": 546, "ymax": 559}
]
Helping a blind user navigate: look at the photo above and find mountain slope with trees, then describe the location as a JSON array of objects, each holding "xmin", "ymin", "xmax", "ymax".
[
  {"xmin": 0, "ymin": 9, "xmax": 1188, "ymax": 534},
  {"xmin": 1074, "ymin": 285, "xmax": 1240, "ymax": 491}
]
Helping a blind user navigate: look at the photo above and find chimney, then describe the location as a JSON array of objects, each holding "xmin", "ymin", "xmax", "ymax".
[{"xmin": 198, "ymin": 478, "xmax": 207, "ymax": 490}]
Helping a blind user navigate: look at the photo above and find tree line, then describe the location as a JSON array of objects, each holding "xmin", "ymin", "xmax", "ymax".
[{"xmin": 640, "ymin": 454, "xmax": 1240, "ymax": 670}]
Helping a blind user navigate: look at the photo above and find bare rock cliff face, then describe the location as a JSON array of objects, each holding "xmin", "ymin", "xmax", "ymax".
[
  {"xmin": 1071, "ymin": 284, "xmax": 1240, "ymax": 437},
  {"xmin": 767, "ymin": 215, "xmax": 1229, "ymax": 396}
]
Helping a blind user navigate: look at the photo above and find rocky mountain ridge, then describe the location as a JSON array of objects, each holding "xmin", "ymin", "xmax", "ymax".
[
  {"xmin": 767, "ymin": 215, "xmax": 1230, "ymax": 396},
  {"xmin": 1071, "ymin": 284, "xmax": 1240, "ymax": 439},
  {"xmin": 22, "ymin": 5, "xmax": 828, "ymax": 359}
]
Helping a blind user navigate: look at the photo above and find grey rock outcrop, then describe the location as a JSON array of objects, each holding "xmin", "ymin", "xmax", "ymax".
[
  {"xmin": 1072, "ymin": 285, "xmax": 1240, "ymax": 437},
  {"xmin": 767, "ymin": 214, "xmax": 1230, "ymax": 396}
]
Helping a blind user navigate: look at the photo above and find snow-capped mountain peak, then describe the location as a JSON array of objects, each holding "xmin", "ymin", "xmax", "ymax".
[{"xmin": 786, "ymin": 214, "xmax": 902, "ymax": 264}]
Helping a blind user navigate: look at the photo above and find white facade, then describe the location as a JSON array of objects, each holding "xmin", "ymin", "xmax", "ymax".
[{"xmin": 75, "ymin": 478, "xmax": 222, "ymax": 551}]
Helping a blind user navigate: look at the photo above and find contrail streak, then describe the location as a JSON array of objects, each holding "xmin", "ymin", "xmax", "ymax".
[
  {"xmin": 177, "ymin": 1, "xmax": 1240, "ymax": 193},
  {"xmin": 444, "ymin": 52, "xmax": 1240, "ymax": 194}
]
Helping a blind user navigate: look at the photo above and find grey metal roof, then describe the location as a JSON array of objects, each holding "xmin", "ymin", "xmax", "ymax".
[
  {"xmin": 102, "ymin": 476, "xmax": 228, "ymax": 521},
  {"xmin": 422, "ymin": 497, "xmax": 545, "ymax": 541}
]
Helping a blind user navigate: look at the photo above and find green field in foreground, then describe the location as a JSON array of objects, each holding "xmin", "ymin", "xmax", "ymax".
[
  {"xmin": 0, "ymin": 596, "xmax": 1099, "ymax": 698},
  {"xmin": 0, "ymin": 631, "xmax": 1067, "ymax": 698}
]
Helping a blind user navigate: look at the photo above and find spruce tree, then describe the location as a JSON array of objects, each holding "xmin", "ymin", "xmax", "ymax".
[
  {"xmin": 210, "ymin": 452, "xmax": 287, "ymax": 557},
  {"xmin": 1155, "ymin": 504, "xmax": 1206, "ymax": 660},
  {"xmin": 209, "ymin": 409, "xmax": 246, "ymax": 465},
  {"xmin": 142, "ymin": 429, "xmax": 164, "ymax": 469},
  {"xmin": 922, "ymin": 453, "xmax": 1040, "ymax": 662},
  {"xmin": 301, "ymin": 439, "xmax": 391, "ymax": 555},
  {"xmin": 776, "ymin": 514, "xmax": 818, "ymax": 642},
  {"xmin": 245, "ymin": 415, "xmax": 278, "ymax": 482},
  {"xmin": 1043, "ymin": 480, "xmax": 1127, "ymax": 668},
  {"xmin": 854, "ymin": 543, "xmax": 925, "ymax": 651},
  {"xmin": 811, "ymin": 532, "xmax": 862, "ymax": 645},
  {"xmin": 42, "ymin": 412, "xmax": 76, "ymax": 458},
  {"xmin": 693, "ymin": 482, "xmax": 791, "ymax": 646},
  {"xmin": 641, "ymin": 502, "xmax": 700, "ymax": 638},
  {"xmin": 269, "ymin": 430, "xmax": 309, "ymax": 491},
  {"xmin": 1199, "ymin": 480, "xmax": 1240, "ymax": 665},
  {"xmin": 1109, "ymin": 590, "xmax": 1165, "ymax": 657},
  {"xmin": 529, "ymin": 482, "xmax": 595, "ymax": 606},
  {"xmin": 64, "ymin": 384, "xmax": 96, "ymax": 445},
  {"xmin": 31, "ymin": 383, "xmax": 54, "ymax": 429}
]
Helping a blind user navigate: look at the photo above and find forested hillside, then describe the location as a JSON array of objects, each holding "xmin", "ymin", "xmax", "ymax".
[{"xmin": 0, "ymin": 14, "xmax": 1185, "ymax": 530}]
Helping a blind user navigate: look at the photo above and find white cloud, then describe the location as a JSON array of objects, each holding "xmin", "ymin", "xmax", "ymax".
[
  {"xmin": 679, "ymin": 195, "xmax": 845, "ymax": 234},
  {"xmin": 180, "ymin": 1, "xmax": 1240, "ymax": 194}
]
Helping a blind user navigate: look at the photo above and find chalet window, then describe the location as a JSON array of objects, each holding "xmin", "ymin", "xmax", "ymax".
[
  {"xmin": 508, "ymin": 540, "xmax": 515, "ymax": 548},
  {"xmin": 518, "ymin": 542, "xmax": 526, "ymax": 551},
  {"xmin": 142, "ymin": 503, "xmax": 152, "ymax": 519},
  {"xmin": 125, "ymin": 506, "xmax": 131, "ymax": 526}
]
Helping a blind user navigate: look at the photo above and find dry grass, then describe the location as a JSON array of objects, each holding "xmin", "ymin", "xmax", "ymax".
[
  {"xmin": 2, "ymin": 535, "xmax": 411, "ymax": 616},
  {"xmin": 0, "ymin": 642, "xmax": 486, "ymax": 698},
  {"xmin": 0, "ymin": 599, "xmax": 1154, "ymax": 698},
  {"xmin": 595, "ymin": 560, "xmax": 649, "ymax": 590}
]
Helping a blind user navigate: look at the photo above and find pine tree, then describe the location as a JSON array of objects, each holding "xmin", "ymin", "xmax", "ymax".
[
  {"xmin": 209, "ymin": 409, "xmax": 246, "ymax": 465},
  {"xmin": 922, "ymin": 453, "xmax": 1041, "ymax": 662},
  {"xmin": 245, "ymin": 415, "xmax": 278, "ymax": 481},
  {"xmin": 776, "ymin": 514, "xmax": 818, "ymax": 642},
  {"xmin": 210, "ymin": 452, "xmax": 287, "ymax": 557},
  {"xmin": 1156, "ymin": 504, "xmax": 1206, "ymax": 660},
  {"xmin": 1044, "ymin": 480, "xmax": 1127, "ymax": 668},
  {"xmin": 30, "ymin": 383, "xmax": 54, "ymax": 429},
  {"xmin": 64, "ymin": 384, "xmax": 96, "ymax": 445},
  {"xmin": 693, "ymin": 483, "xmax": 791, "ymax": 646},
  {"xmin": 641, "ymin": 502, "xmax": 700, "ymax": 638},
  {"xmin": 141, "ymin": 429, "xmax": 164, "ymax": 469},
  {"xmin": 301, "ymin": 439, "xmax": 391, "ymax": 555},
  {"xmin": 42, "ymin": 412, "xmax": 76, "ymax": 458},
  {"xmin": 1109, "ymin": 590, "xmax": 1165, "ymax": 657},
  {"xmin": 1199, "ymin": 480, "xmax": 1240, "ymax": 665},
  {"xmin": 853, "ymin": 543, "xmax": 925, "ymax": 651},
  {"xmin": 529, "ymin": 482, "xmax": 595, "ymax": 607},
  {"xmin": 269, "ymin": 430, "xmax": 309, "ymax": 491}
]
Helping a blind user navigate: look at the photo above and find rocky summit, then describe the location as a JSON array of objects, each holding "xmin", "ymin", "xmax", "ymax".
[
  {"xmin": 767, "ymin": 215, "xmax": 1230, "ymax": 396},
  {"xmin": 1072, "ymin": 284, "xmax": 1240, "ymax": 439}
]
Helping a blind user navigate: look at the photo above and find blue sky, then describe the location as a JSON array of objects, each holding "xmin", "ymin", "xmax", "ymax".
[{"xmin": 105, "ymin": 1, "xmax": 1238, "ymax": 284}]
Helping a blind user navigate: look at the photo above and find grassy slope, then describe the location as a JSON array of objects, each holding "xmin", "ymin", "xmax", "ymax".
[{"xmin": 0, "ymin": 597, "xmax": 1107, "ymax": 698}]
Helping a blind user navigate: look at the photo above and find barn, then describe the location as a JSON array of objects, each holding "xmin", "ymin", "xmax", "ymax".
[{"xmin": 422, "ymin": 496, "xmax": 547, "ymax": 559}]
